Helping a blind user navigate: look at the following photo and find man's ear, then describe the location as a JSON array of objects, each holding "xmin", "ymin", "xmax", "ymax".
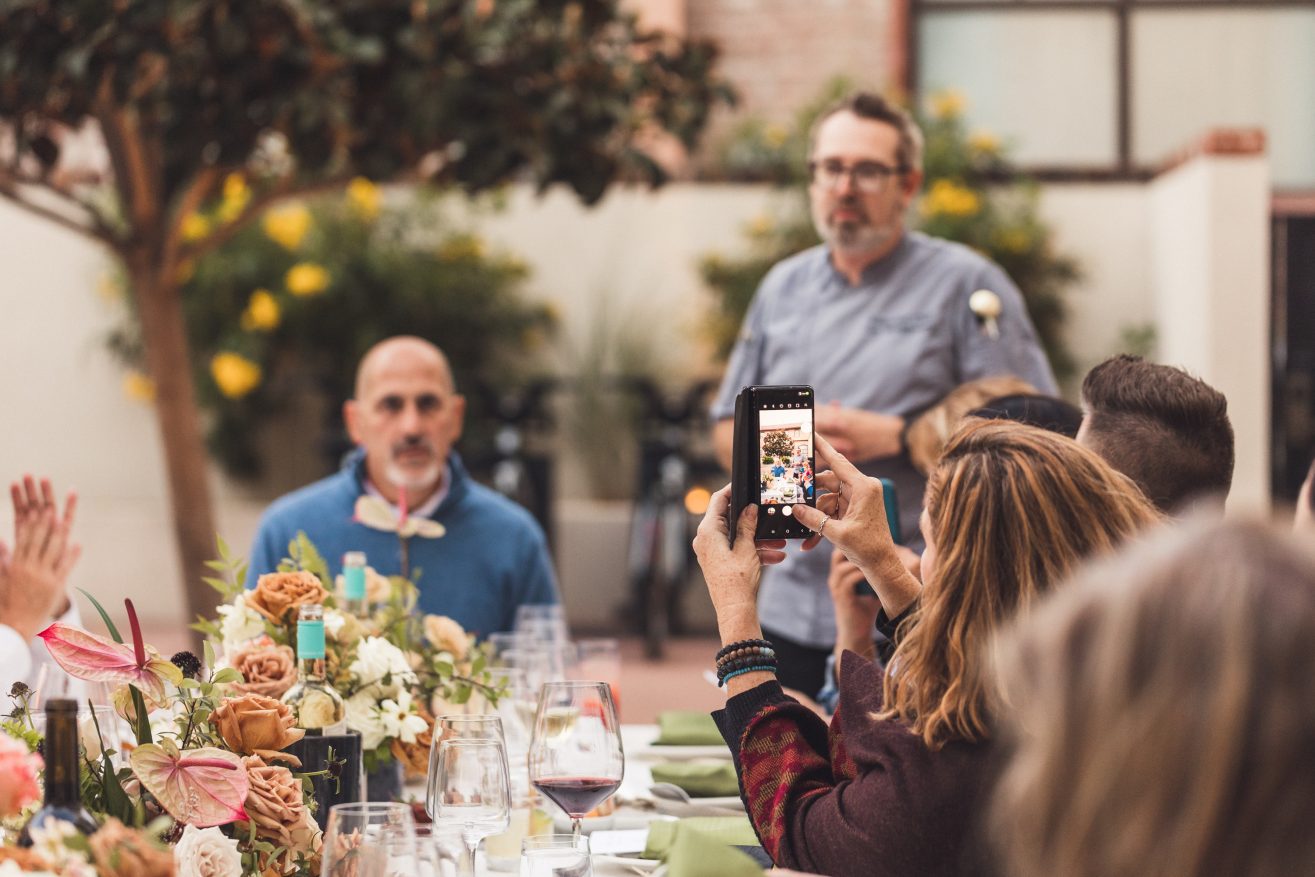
[
  {"xmin": 450, "ymin": 393, "xmax": 467, "ymax": 443},
  {"xmin": 901, "ymin": 168, "xmax": 924, "ymax": 204},
  {"xmin": 343, "ymin": 399, "xmax": 362, "ymax": 445}
]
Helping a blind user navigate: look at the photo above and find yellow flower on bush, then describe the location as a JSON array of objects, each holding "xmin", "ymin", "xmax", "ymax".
[
  {"xmin": 968, "ymin": 130, "xmax": 1000, "ymax": 155},
  {"xmin": 218, "ymin": 173, "xmax": 251, "ymax": 222},
  {"xmin": 747, "ymin": 214, "xmax": 775, "ymax": 239},
  {"xmin": 210, "ymin": 352, "xmax": 262, "ymax": 399},
  {"xmin": 263, "ymin": 203, "xmax": 312, "ymax": 251},
  {"xmin": 763, "ymin": 123, "xmax": 789, "ymax": 148},
  {"xmin": 929, "ymin": 90, "xmax": 967, "ymax": 120},
  {"xmin": 180, "ymin": 213, "xmax": 210, "ymax": 242},
  {"xmin": 285, "ymin": 262, "xmax": 331, "ymax": 297},
  {"xmin": 998, "ymin": 228, "xmax": 1032, "ymax": 253},
  {"xmin": 347, "ymin": 177, "xmax": 382, "ymax": 220},
  {"xmin": 123, "ymin": 370, "xmax": 156, "ymax": 404},
  {"xmin": 240, "ymin": 289, "xmax": 281, "ymax": 332},
  {"xmin": 437, "ymin": 235, "xmax": 486, "ymax": 262},
  {"xmin": 921, "ymin": 179, "xmax": 981, "ymax": 218}
]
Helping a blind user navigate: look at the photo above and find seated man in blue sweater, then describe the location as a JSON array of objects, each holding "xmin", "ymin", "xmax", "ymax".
[{"xmin": 245, "ymin": 336, "xmax": 559, "ymax": 636}]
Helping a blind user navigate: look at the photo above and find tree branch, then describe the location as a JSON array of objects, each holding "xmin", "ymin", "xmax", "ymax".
[
  {"xmin": 7, "ymin": 169, "xmax": 119, "ymax": 242},
  {"xmin": 180, "ymin": 173, "xmax": 357, "ymax": 262},
  {"xmin": 0, "ymin": 184, "xmax": 114, "ymax": 250},
  {"xmin": 161, "ymin": 166, "xmax": 220, "ymax": 270}
]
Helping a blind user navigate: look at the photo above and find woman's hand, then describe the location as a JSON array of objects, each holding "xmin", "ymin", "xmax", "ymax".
[
  {"xmin": 794, "ymin": 435, "xmax": 922, "ymax": 617},
  {"xmin": 826, "ymin": 549, "xmax": 880, "ymax": 660},
  {"xmin": 693, "ymin": 485, "xmax": 767, "ymax": 640}
]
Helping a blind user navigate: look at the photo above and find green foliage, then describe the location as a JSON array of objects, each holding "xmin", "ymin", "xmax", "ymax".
[
  {"xmin": 761, "ymin": 430, "xmax": 792, "ymax": 460},
  {"xmin": 108, "ymin": 190, "xmax": 558, "ymax": 478},
  {"xmin": 700, "ymin": 85, "xmax": 1080, "ymax": 381}
]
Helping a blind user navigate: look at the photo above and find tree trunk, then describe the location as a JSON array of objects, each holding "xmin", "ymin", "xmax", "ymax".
[{"xmin": 130, "ymin": 259, "xmax": 219, "ymax": 642}]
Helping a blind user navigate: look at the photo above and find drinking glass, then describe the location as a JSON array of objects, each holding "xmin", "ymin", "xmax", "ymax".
[
  {"xmin": 426, "ymin": 715, "xmax": 506, "ymax": 819},
  {"xmin": 571, "ymin": 639, "xmax": 621, "ymax": 716},
  {"xmin": 520, "ymin": 834, "xmax": 591, "ymax": 877},
  {"xmin": 514, "ymin": 605, "xmax": 569, "ymax": 644},
  {"xmin": 429, "ymin": 738, "xmax": 512, "ymax": 877},
  {"xmin": 528, "ymin": 682, "xmax": 623, "ymax": 839},
  {"xmin": 322, "ymin": 802, "xmax": 420, "ymax": 877},
  {"xmin": 29, "ymin": 704, "xmax": 125, "ymax": 765}
]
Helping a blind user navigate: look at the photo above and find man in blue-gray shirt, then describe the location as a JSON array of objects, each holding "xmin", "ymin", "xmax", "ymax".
[
  {"xmin": 246, "ymin": 336, "xmax": 558, "ymax": 637},
  {"xmin": 711, "ymin": 92, "xmax": 1056, "ymax": 693}
]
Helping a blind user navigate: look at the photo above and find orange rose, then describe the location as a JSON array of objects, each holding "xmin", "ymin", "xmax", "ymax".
[
  {"xmin": 212, "ymin": 693, "xmax": 305, "ymax": 765},
  {"xmin": 88, "ymin": 818, "xmax": 174, "ymax": 877},
  {"xmin": 230, "ymin": 641, "xmax": 297, "ymax": 698},
  {"xmin": 248, "ymin": 571, "xmax": 328, "ymax": 624},
  {"xmin": 241, "ymin": 755, "xmax": 313, "ymax": 851}
]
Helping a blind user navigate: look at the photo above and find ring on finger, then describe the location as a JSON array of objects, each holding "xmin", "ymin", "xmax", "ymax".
[{"xmin": 818, "ymin": 514, "xmax": 831, "ymax": 537}]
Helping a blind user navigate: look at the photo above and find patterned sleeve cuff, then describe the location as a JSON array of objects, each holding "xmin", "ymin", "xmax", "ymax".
[
  {"xmin": 875, "ymin": 603, "xmax": 916, "ymax": 641},
  {"xmin": 712, "ymin": 679, "xmax": 795, "ymax": 759}
]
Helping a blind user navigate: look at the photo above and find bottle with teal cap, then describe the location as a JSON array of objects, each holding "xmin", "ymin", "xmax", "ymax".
[
  {"xmin": 282, "ymin": 603, "xmax": 347, "ymax": 735},
  {"xmin": 341, "ymin": 551, "xmax": 369, "ymax": 618}
]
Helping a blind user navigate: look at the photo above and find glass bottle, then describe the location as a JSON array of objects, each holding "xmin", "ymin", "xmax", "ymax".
[
  {"xmin": 19, "ymin": 699, "xmax": 99, "ymax": 845},
  {"xmin": 341, "ymin": 551, "xmax": 369, "ymax": 618},
  {"xmin": 282, "ymin": 604, "xmax": 347, "ymax": 735}
]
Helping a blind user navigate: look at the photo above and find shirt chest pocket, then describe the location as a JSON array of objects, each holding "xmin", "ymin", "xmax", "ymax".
[{"xmin": 867, "ymin": 313, "xmax": 937, "ymax": 334}]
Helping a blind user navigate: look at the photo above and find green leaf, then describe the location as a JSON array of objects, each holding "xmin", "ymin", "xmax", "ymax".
[
  {"xmin": 130, "ymin": 686, "xmax": 153, "ymax": 746},
  {"xmin": 78, "ymin": 588, "xmax": 123, "ymax": 643},
  {"xmin": 211, "ymin": 667, "xmax": 244, "ymax": 685}
]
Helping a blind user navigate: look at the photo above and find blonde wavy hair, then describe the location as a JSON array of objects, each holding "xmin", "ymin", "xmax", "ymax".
[
  {"xmin": 991, "ymin": 518, "xmax": 1315, "ymax": 877},
  {"xmin": 905, "ymin": 375, "xmax": 1037, "ymax": 476},
  {"xmin": 878, "ymin": 420, "xmax": 1159, "ymax": 748}
]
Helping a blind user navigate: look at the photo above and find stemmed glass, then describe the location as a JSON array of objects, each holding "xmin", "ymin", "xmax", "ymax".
[
  {"xmin": 429, "ymin": 737, "xmax": 512, "ymax": 877},
  {"xmin": 528, "ymin": 681, "xmax": 624, "ymax": 839},
  {"xmin": 426, "ymin": 715, "xmax": 506, "ymax": 819},
  {"xmin": 322, "ymin": 802, "xmax": 429, "ymax": 877}
]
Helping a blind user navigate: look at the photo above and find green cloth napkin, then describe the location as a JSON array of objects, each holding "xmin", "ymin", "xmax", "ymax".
[
  {"xmin": 653, "ymin": 710, "xmax": 724, "ymax": 746},
  {"xmin": 666, "ymin": 824, "xmax": 764, "ymax": 877},
  {"xmin": 650, "ymin": 761, "xmax": 741, "ymax": 798},
  {"xmin": 642, "ymin": 816, "xmax": 759, "ymax": 861}
]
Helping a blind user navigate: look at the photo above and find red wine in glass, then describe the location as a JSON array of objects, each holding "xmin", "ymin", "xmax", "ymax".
[{"xmin": 533, "ymin": 776, "xmax": 622, "ymax": 818}]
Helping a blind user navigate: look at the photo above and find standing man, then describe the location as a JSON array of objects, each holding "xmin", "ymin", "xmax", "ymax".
[
  {"xmin": 246, "ymin": 336, "xmax": 558, "ymax": 636},
  {"xmin": 710, "ymin": 92, "xmax": 1056, "ymax": 693}
]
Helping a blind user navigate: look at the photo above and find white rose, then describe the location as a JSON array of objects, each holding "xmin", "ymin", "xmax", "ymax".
[
  {"xmin": 345, "ymin": 691, "xmax": 387, "ymax": 750},
  {"xmin": 174, "ymin": 824, "xmax": 243, "ymax": 877},
  {"xmin": 323, "ymin": 609, "xmax": 346, "ymax": 640},
  {"xmin": 379, "ymin": 690, "xmax": 430, "ymax": 745},
  {"xmin": 348, "ymin": 636, "xmax": 417, "ymax": 698},
  {"xmin": 217, "ymin": 593, "xmax": 266, "ymax": 651}
]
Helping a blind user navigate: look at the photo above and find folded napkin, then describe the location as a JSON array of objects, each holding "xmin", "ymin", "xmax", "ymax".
[
  {"xmin": 667, "ymin": 828, "xmax": 764, "ymax": 877},
  {"xmin": 642, "ymin": 816, "xmax": 759, "ymax": 861},
  {"xmin": 650, "ymin": 761, "xmax": 741, "ymax": 798},
  {"xmin": 653, "ymin": 710, "xmax": 724, "ymax": 746}
]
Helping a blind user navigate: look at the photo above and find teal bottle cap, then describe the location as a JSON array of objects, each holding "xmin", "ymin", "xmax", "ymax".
[{"xmin": 297, "ymin": 619, "xmax": 327, "ymax": 660}]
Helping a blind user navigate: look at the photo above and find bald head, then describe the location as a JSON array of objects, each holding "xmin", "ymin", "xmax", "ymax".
[
  {"xmin": 345, "ymin": 336, "xmax": 465, "ymax": 505},
  {"xmin": 354, "ymin": 336, "xmax": 455, "ymax": 400}
]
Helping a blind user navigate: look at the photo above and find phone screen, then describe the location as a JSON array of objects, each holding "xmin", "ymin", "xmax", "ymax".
[{"xmin": 754, "ymin": 386, "xmax": 815, "ymax": 539}]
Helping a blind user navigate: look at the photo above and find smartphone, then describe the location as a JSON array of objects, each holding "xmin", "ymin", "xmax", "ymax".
[
  {"xmin": 855, "ymin": 477, "xmax": 902, "ymax": 596},
  {"xmin": 731, "ymin": 385, "xmax": 815, "ymax": 542}
]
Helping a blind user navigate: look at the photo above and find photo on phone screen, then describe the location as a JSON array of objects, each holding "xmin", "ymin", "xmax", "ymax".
[{"xmin": 753, "ymin": 386, "xmax": 815, "ymax": 539}]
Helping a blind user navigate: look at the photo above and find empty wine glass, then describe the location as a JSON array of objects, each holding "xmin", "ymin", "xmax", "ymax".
[
  {"xmin": 528, "ymin": 682, "xmax": 623, "ymax": 839},
  {"xmin": 322, "ymin": 802, "xmax": 419, "ymax": 877},
  {"xmin": 429, "ymin": 737, "xmax": 512, "ymax": 877},
  {"xmin": 427, "ymin": 715, "xmax": 506, "ymax": 819}
]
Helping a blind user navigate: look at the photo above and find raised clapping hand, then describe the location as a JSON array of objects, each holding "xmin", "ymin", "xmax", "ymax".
[
  {"xmin": 792, "ymin": 435, "xmax": 922, "ymax": 619},
  {"xmin": 0, "ymin": 476, "xmax": 80, "ymax": 640}
]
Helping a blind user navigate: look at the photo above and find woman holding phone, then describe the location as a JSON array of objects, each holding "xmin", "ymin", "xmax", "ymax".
[{"xmin": 693, "ymin": 421, "xmax": 1158, "ymax": 877}]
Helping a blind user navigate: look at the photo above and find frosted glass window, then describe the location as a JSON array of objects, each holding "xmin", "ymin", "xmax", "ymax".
[
  {"xmin": 919, "ymin": 11, "xmax": 1118, "ymax": 166},
  {"xmin": 1132, "ymin": 9, "xmax": 1315, "ymax": 188}
]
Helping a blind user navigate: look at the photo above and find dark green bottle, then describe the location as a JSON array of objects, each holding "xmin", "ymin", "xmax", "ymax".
[{"xmin": 19, "ymin": 699, "xmax": 99, "ymax": 845}]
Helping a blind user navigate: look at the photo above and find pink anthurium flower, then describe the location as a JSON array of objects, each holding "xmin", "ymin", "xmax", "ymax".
[
  {"xmin": 38, "ymin": 617, "xmax": 182, "ymax": 704},
  {"xmin": 130, "ymin": 739, "xmax": 250, "ymax": 827}
]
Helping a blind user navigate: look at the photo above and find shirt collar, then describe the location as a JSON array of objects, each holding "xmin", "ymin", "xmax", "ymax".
[{"xmin": 362, "ymin": 463, "xmax": 452, "ymax": 519}]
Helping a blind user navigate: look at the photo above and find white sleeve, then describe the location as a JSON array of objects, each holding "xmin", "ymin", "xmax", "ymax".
[{"xmin": 0, "ymin": 624, "xmax": 34, "ymax": 699}]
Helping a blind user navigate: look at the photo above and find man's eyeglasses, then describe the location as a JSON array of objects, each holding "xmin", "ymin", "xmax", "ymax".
[{"xmin": 808, "ymin": 160, "xmax": 907, "ymax": 194}]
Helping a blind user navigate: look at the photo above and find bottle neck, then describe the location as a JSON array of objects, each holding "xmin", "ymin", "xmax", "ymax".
[
  {"xmin": 298, "ymin": 656, "xmax": 328, "ymax": 683},
  {"xmin": 43, "ymin": 712, "xmax": 81, "ymax": 806}
]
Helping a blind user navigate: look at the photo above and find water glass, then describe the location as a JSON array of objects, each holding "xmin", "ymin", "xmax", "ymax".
[
  {"xmin": 430, "ymin": 738, "xmax": 512, "ymax": 877},
  {"xmin": 427, "ymin": 715, "xmax": 506, "ymax": 820},
  {"xmin": 322, "ymin": 802, "xmax": 419, "ymax": 877},
  {"xmin": 520, "ymin": 834, "xmax": 591, "ymax": 877}
]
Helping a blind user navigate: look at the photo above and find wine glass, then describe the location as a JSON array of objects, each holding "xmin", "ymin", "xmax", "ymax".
[
  {"xmin": 528, "ymin": 681, "xmax": 623, "ymax": 839},
  {"xmin": 429, "ymin": 738, "xmax": 512, "ymax": 877},
  {"xmin": 427, "ymin": 715, "xmax": 506, "ymax": 819},
  {"xmin": 322, "ymin": 802, "xmax": 419, "ymax": 877}
]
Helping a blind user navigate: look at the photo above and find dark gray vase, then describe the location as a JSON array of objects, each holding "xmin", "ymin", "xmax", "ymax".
[
  {"xmin": 285, "ymin": 731, "xmax": 364, "ymax": 831},
  {"xmin": 366, "ymin": 759, "xmax": 405, "ymax": 802}
]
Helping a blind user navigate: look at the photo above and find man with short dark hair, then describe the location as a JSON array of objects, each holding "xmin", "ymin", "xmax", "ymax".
[
  {"xmin": 1077, "ymin": 354, "xmax": 1234, "ymax": 512},
  {"xmin": 711, "ymin": 91, "xmax": 1056, "ymax": 693}
]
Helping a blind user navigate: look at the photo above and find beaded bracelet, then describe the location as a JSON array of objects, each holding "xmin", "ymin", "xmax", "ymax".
[
  {"xmin": 716, "ymin": 656, "xmax": 777, "ymax": 683},
  {"xmin": 716, "ymin": 646, "xmax": 776, "ymax": 668},
  {"xmin": 719, "ymin": 665, "xmax": 777, "ymax": 687},
  {"xmin": 716, "ymin": 638, "xmax": 773, "ymax": 662}
]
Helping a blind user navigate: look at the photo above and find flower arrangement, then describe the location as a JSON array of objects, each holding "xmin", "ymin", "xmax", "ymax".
[
  {"xmin": 194, "ymin": 533, "xmax": 494, "ymax": 775},
  {"xmin": 0, "ymin": 532, "xmax": 493, "ymax": 876}
]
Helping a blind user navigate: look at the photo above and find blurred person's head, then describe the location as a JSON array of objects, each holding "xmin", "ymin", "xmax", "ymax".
[
  {"xmin": 807, "ymin": 92, "xmax": 925, "ymax": 262},
  {"xmin": 991, "ymin": 517, "xmax": 1315, "ymax": 877},
  {"xmin": 904, "ymin": 375, "xmax": 1038, "ymax": 475},
  {"xmin": 881, "ymin": 420, "xmax": 1160, "ymax": 748},
  {"xmin": 1077, "ymin": 354, "xmax": 1233, "ymax": 512},
  {"xmin": 967, "ymin": 393, "xmax": 1083, "ymax": 439},
  {"xmin": 344, "ymin": 336, "xmax": 465, "ymax": 505},
  {"xmin": 1296, "ymin": 457, "xmax": 1315, "ymax": 532}
]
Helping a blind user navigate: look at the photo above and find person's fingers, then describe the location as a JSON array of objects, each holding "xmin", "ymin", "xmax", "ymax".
[
  {"xmin": 800, "ymin": 532, "xmax": 824, "ymax": 552},
  {"xmin": 60, "ymin": 490, "xmax": 78, "ymax": 532},
  {"xmin": 829, "ymin": 548, "xmax": 851, "ymax": 572},
  {"xmin": 39, "ymin": 478, "xmax": 56, "ymax": 511},
  {"xmin": 41, "ymin": 504, "xmax": 70, "ymax": 568},
  {"xmin": 757, "ymin": 547, "xmax": 788, "ymax": 565},
  {"xmin": 54, "ymin": 543, "xmax": 81, "ymax": 583},
  {"xmin": 814, "ymin": 491, "xmax": 840, "ymax": 516},
  {"xmin": 31, "ymin": 507, "xmax": 59, "ymax": 564},
  {"xmin": 733, "ymin": 503, "xmax": 759, "ymax": 548},
  {"xmin": 792, "ymin": 502, "xmax": 827, "ymax": 533},
  {"xmin": 0, "ymin": 539, "xmax": 9, "ymax": 573},
  {"xmin": 755, "ymin": 539, "xmax": 787, "ymax": 550},
  {"xmin": 9, "ymin": 482, "xmax": 23, "ymax": 519},
  {"xmin": 696, "ymin": 484, "xmax": 733, "ymax": 540},
  {"xmin": 21, "ymin": 475, "xmax": 40, "ymax": 513}
]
